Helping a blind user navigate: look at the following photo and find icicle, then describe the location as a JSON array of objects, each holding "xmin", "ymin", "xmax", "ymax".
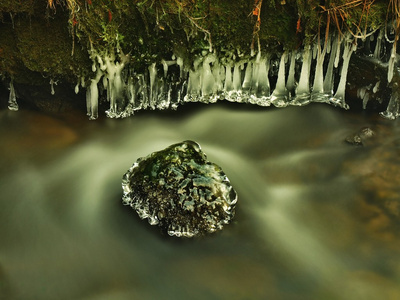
[
  {"xmin": 374, "ymin": 30, "xmax": 383, "ymax": 59},
  {"xmin": 86, "ymin": 68, "xmax": 103, "ymax": 120},
  {"xmin": 155, "ymin": 76, "xmax": 169, "ymax": 109},
  {"xmin": 271, "ymin": 52, "xmax": 289, "ymax": 107},
  {"xmin": 362, "ymin": 92, "xmax": 370, "ymax": 110},
  {"xmin": 245, "ymin": 51, "xmax": 270, "ymax": 106},
  {"xmin": 256, "ymin": 55, "xmax": 271, "ymax": 100},
  {"xmin": 97, "ymin": 51, "xmax": 129, "ymax": 117},
  {"xmin": 251, "ymin": 53, "xmax": 271, "ymax": 105},
  {"xmin": 334, "ymin": 37, "xmax": 341, "ymax": 68},
  {"xmin": 80, "ymin": 76, "xmax": 86, "ymax": 88},
  {"xmin": 373, "ymin": 81, "xmax": 380, "ymax": 93},
  {"xmin": 224, "ymin": 65, "xmax": 234, "ymax": 94},
  {"xmin": 380, "ymin": 90, "xmax": 400, "ymax": 120},
  {"xmin": 387, "ymin": 43, "xmax": 397, "ymax": 83},
  {"xmin": 100, "ymin": 55, "xmax": 116, "ymax": 113},
  {"xmin": 7, "ymin": 81, "xmax": 18, "ymax": 111},
  {"xmin": 176, "ymin": 73, "xmax": 187, "ymax": 106},
  {"xmin": 177, "ymin": 57, "xmax": 184, "ymax": 79},
  {"xmin": 311, "ymin": 39, "xmax": 327, "ymax": 102},
  {"xmin": 250, "ymin": 52, "xmax": 261, "ymax": 92},
  {"xmin": 330, "ymin": 36, "xmax": 356, "ymax": 109},
  {"xmin": 161, "ymin": 59, "xmax": 177, "ymax": 78},
  {"xmin": 286, "ymin": 51, "xmax": 297, "ymax": 98},
  {"xmin": 292, "ymin": 46, "xmax": 312, "ymax": 106},
  {"xmin": 127, "ymin": 76, "xmax": 136, "ymax": 107},
  {"xmin": 102, "ymin": 76, "xmax": 108, "ymax": 91},
  {"xmin": 241, "ymin": 61, "xmax": 253, "ymax": 96},
  {"xmin": 201, "ymin": 54, "xmax": 217, "ymax": 99},
  {"xmin": 323, "ymin": 36, "xmax": 339, "ymax": 96},
  {"xmin": 137, "ymin": 74, "xmax": 148, "ymax": 109},
  {"xmin": 356, "ymin": 86, "xmax": 371, "ymax": 110},
  {"xmin": 50, "ymin": 79, "xmax": 57, "ymax": 95},
  {"xmin": 148, "ymin": 62, "xmax": 157, "ymax": 109},
  {"xmin": 86, "ymin": 82, "xmax": 91, "ymax": 117},
  {"xmin": 113, "ymin": 60, "xmax": 126, "ymax": 112},
  {"xmin": 211, "ymin": 61, "xmax": 224, "ymax": 101},
  {"xmin": 161, "ymin": 60, "xmax": 168, "ymax": 78},
  {"xmin": 312, "ymin": 43, "xmax": 318, "ymax": 60},
  {"xmin": 357, "ymin": 87, "xmax": 366, "ymax": 100},
  {"xmin": 186, "ymin": 58, "xmax": 202, "ymax": 102},
  {"xmin": 232, "ymin": 63, "xmax": 242, "ymax": 93},
  {"xmin": 74, "ymin": 80, "xmax": 80, "ymax": 94}
]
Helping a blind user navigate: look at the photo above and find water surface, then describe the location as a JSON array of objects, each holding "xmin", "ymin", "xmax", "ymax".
[{"xmin": 1, "ymin": 103, "xmax": 399, "ymax": 300}]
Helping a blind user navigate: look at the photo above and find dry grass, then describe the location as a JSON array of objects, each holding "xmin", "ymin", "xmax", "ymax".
[{"xmin": 319, "ymin": 0, "xmax": 377, "ymax": 39}]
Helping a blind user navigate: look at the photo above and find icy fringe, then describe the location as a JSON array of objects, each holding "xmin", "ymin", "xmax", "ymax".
[
  {"xmin": 7, "ymin": 80, "xmax": 18, "ymax": 111},
  {"xmin": 79, "ymin": 31, "xmax": 397, "ymax": 120}
]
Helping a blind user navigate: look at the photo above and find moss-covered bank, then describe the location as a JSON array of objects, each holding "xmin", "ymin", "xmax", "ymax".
[
  {"xmin": 0, "ymin": 1, "xmax": 394, "ymax": 82},
  {"xmin": 0, "ymin": 0, "xmax": 398, "ymax": 116}
]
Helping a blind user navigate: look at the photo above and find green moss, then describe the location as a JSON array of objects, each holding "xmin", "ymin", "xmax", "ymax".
[
  {"xmin": 0, "ymin": 0, "xmax": 34, "ymax": 14},
  {"xmin": 16, "ymin": 17, "xmax": 78, "ymax": 76},
  {"xmin": 0, "ymin": 0, "xmax": 396, "ymax": 84},
  {"xmin": 259, "ymin": 1, "xmax": 299, "ymax": 51},
  {"xmin": 0, "ymin": 23, "xmax": 25, "ymax": 80}
]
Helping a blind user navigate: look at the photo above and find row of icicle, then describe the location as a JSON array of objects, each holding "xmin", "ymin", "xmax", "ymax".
[{"xmin": 5, "ymin": 29, "xmax": 399, "ymax": 119}]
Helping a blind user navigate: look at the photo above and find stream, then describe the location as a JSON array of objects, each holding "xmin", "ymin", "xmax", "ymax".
[{"xmin": 0, "ymin": 102, "xmax": 400, "ymax": 300}]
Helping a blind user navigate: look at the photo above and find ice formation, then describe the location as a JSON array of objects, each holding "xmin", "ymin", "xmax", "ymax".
[
  {"xmin": 7, "ymin": 81, "xmax": 18, "ymax": 111},
  {"xmin": 323, "ymin": 35, "xmax": 339, "ymax": 96},
  {"xmin": 311, "ymin": 40, "xmax": 327, "ymax": 102},
  {"xmin": 270, "ymin": 52, "xmax": 288, "ymax": 107},
  {"xmin": 54, "ymin": 28, "xmax": 399, "ymax": 119},
  {"xmin": 330, "ymin": 35, "xmax": 357, "ymax": 109},
  {"xmin": 387, "ymin": 43, "xmax": 396, "ymax": 83},
  {"xmin": 86, "ymin": 68, "xmax": 102, "ymax": 120},
  {"xmin": 286, "ymin": 51, "xmax": 297, "ymax": 97},
  {"xmin": 77, "ymin": 37, "xmax": 353, "ymax": 119},
  {"xmin": 49, "ymin": 79, "xmax": 57, "ymax": 95},
  {"xmin": 122, "ymin": 141, "xmax": 237, "ymax": 237}
]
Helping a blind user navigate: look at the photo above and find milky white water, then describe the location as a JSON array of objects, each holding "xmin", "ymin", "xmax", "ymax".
[{"xmin": 1, "ymin": 103, "xmax": 400, "ymax": 300}]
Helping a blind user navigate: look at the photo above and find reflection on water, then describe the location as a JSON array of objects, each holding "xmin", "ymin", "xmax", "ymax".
[{"xmin": 0, "ymin": 103, "xmax": 400, "ymax": 300}]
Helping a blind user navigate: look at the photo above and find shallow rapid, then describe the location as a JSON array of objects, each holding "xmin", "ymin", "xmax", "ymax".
[{"xmin": 0, "ymin": 102, "xmax": 399, "ymax": 300}]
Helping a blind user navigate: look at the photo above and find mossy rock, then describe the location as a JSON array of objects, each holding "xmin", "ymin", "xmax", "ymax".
[{"xmin": 15, "ymin": 15, "xmax": 89, "ymax": 80}]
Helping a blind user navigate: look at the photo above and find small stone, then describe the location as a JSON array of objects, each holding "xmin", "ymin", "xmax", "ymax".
[
  {"xmin": 359, "ymin": 127, "xmax": 375, "ymax": 139},
  {"xmin": 122, "ymin": 141, "xmax": 237, "ymax": 237},
  {"xmin": 345, "ymin": 127, "xmax": 375, "ymax": 146},
  {"xmin": 345, "ymin": 134, "xmax": 363, "ymax": 146}
]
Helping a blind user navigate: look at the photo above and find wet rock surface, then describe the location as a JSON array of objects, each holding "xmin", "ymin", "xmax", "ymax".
[
  {"xmin": 345, "ymin": 127, "xmax": 375, "ymax": 146},
  {"xmin": 122, "ymin": 141, "xmax": 237, "ymax": 237}
]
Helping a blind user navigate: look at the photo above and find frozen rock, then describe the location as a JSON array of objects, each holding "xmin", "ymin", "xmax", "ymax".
[
  {"xmin": 345, "ymin": 127, "xmax": 375, "ymax": 146},
  {"xmin": 122, "ymin": 141, "xmax": 237, "ymax": 237}
]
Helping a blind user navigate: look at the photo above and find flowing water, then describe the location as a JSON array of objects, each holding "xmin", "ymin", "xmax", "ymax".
[{"xmin": 1, "ymin": 102, "xmax": 400, "ymax": 300}]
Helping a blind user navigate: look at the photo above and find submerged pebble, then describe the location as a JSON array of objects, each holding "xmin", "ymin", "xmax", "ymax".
[
  {"xmin": 122, "ymin": 141, "xmax": 237, "ymax": 237},
  {"xmin": 345, "ymin": 127, "xmax": 375, "ymax": 146}
]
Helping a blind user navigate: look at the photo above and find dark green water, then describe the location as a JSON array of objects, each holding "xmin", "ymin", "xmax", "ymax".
[{"xmin": 0, "ymin": 103, "xmax": 399, "ymax": 300}]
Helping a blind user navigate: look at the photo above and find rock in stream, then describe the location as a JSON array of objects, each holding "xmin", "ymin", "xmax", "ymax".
[{"xmin": 122, "ymin": 141, "xmax": 237, "ymax": 237}]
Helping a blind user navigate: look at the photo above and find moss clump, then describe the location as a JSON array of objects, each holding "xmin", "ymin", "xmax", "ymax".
[
  {"xmin": 0, "ymin": 0, "xmax": 90, "ymax": 84},
  {"xmin": 15, "ymin": 15, "xmax": 89, "ymax": 80},
  {"xmin": 259, "ymin": 1, "xmax": 299, "ymax": 51},
  {"xmin": 0, "ymin": 0, "xmax": 35, "ymax": 14}
]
